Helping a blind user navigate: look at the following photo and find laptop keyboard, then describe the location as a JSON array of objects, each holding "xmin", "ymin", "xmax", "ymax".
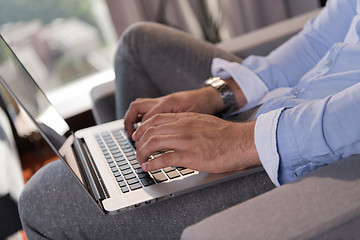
[{"xmin": 95, "ymin": 129, "xmax": 195, "ymax": 193}]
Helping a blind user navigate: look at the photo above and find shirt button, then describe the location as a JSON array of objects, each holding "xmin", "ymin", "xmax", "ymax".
[
  {"xmin": 293, "ymin": 88, "xmax": 301, "ymax": 96},
  {"xmin": 326, "ymin": 59, "xmax": 333, "ymax": 68}
]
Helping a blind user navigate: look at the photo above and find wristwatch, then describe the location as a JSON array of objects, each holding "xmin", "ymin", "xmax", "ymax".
[{"xmin": 204, "ymin": 77, "xmax": 236, "ymax": 115}]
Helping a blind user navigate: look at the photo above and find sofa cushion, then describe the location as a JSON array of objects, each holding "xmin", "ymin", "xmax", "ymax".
[{"xmin": 181, "ymin": 155, "xmax": 360, "ymax": 240}]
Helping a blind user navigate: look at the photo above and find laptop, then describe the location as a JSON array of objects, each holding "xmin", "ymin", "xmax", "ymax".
[{"xmin": 0, "ymin": 35, "xmax": 261, "ymax": 214}]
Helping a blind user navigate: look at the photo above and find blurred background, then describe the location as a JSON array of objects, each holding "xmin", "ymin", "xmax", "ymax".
[
  {"xmin": 0, "ymin": 1, "xmax": 325, "ymax": 239},
  {"xmin": 0, "ymin": 0, "xmax": 324, "ymax": 94},
  {"xmin": 0, "ymin": 0, "xmax": 325, "ymax": 137}
]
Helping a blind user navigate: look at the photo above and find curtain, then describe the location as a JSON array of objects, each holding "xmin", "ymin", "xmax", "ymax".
[{"xmin": 105, "ymin": 0, "xmax": 314, "ymax": 42}]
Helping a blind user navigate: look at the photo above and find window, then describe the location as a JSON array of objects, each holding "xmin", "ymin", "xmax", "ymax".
[{"xmin": 0, "ymin": 0, "xmax": 117, "ymax": 92}]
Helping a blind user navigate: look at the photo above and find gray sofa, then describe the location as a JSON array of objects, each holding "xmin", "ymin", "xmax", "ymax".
[
  {"xmin": 181, "ymin": 155, "xmax": 360, "ymax": 240},
  {"xmin": 90, "ymin": 9, "xmax": 360, "ymax": 239}
]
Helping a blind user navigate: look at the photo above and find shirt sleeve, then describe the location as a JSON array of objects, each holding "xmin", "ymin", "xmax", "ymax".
[
  {"xmin": 254, "ymin": 108, "xmax": 285, "ymax": 187},
  {"xmin": 244, "ymin": 0, "xmax": 355, "ymax": 90},
  {"xmin": 211, "ymin": 58, "xmax": 268, "ymax": 111},
  {"xmin": 259, "ymin": 82, "xmax": 360, "ymax": 186},
  {"xmin": 212, "ymin": 0, "xmax": 355, "ymax": 96}
]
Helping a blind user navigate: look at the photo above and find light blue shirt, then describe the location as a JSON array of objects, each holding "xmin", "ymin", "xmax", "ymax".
[{"xmin": 211, "ymin": 0, "xmax": 360, "ymax": 186}]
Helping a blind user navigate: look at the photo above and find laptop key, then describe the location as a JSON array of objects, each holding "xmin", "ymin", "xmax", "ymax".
[
  {"xmin": 109, "ymin": 145, "xmax": 119, "ymax": 150},
  {"xmin": 129, "ymin": 159, "xmax": 138, "ymax": 165},
  {"xmin": 122, "ymin": 145, "xmax": 132, "ymax": 150},
  {"xmin": 163, "ymin": 167, "xmax": 176, "ymax": 173},
  {"xmin": 116, "ymin": 160, "xmax": 128, "ymax": 167},
  {"xmin": 125, "ymin": 151, "xmax": 135, "ymax": 157},
  {"xmin": 179, "ymin": 168, "xmax": 195, "ymax": 175},
  {"xmin": 124, "ymin": 173, "xmax": 136, "ymax": 180},
  {"xmin": 127, "ymin": 178, "xmax": 139, "ymax": 185},
  {"xmin": 135, "ymin": 168, "xmax": 145, "ymax": 174},
  {"xmin": 152, "ymin": 172, "xmax": 168, "ymax": 183},
  {"xmin": 132, "ymin": 165, "xmax": 142, "ymax": 171},
  {"xmin": 166, "ymin": 171, "xmax": 180, "ymax": 179},
  {"xmin": 140, "ymin": 177, "xmax": 155, "ymax": 187},
  {"xmin": 137, "ymin": 172, "xmax": 150, "ymax": 179},
  {"xmin": 119, "ymin": 164, "xmax": 130, "ymax": 171},
  {"xmin": 121, "ymin": 169, "xmax": 133, "ymax": 175},
  {"xmin": 110, "ymin": 149, "xmax": 121, "ymax": 154},
  {"xmin": 116, "ymin": 176, "xmax": 124, "ymax": 182},
  {"xmin": 119, "ymin": 143, "xmax": 129, "ymax": 148},
  {"xmin": 113, "ymin": 152, "xmax": 124, "ymax": 158},
  {"xmin": 107, "ymin": 143, "xmax": 117, "ymax": 148},
  {"xmin": 116, "ymin": 138, "xmax": 127, "ymax": 143},
  {"xmin": 129, "ymin": 182, "xmax": 142, "ymax": 191},
  {"xmin": 118, "ymin": 181, "xmax": 126, "ymax": 188},
  {"xmin": 115, "ymin": 156, "xmax": 126, "ymax": 162},
  {"xmin": 121, "ymin": 186, "xmax": 129, "ymax": 193}
]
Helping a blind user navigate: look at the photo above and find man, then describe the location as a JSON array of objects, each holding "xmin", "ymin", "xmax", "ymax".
[
  {"xmin": 115, "ymin": 0, "xmax": 360, "ymax": 186},
  {"xmin": 19, "ymin": 0, "xmax": 360, "ymax": 238}
]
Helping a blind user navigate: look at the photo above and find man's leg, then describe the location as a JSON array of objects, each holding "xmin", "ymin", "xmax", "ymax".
[
  {"xmin": 114, "ymin": 22, "xmax": 242, "ymax": 118},
  {"xmin": 19, "ymin": 160, "xmax": 274, "ymax": 239}
]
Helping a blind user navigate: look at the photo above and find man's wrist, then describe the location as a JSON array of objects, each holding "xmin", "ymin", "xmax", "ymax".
[
  {"xmin": 202, "ymin": 86, "xmax": 225, "ymax": 114},
  {"xmin": 225, "ymin": 78, "xmax": 247, "ymax": 109},
  {"xmin": 205, "ymin": 77, "xmax": 237, "ymax": 115},
  {"xmin": 204, "ymin": 77, "xmax": 247, "ymax": 115}
]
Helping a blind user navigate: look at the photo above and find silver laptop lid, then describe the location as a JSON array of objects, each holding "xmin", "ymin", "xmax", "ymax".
[
  {"xmin": 0, "ymin": 35, "xmax": 108, "ymax": 209},
  {"xmin": 0, "ymin": 35, "xmax": 70, "ymax": 151}
]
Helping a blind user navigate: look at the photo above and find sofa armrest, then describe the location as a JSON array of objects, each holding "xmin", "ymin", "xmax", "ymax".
[
  {"xmin": 216, "ymin": 9, "xmax": 321, "ymax": 58},
  {"xmin": 90, "ymin": 80, "xmax": 116, "ymax": 124},
  {"xmin": 181, "ymin": 155, "xmax": 360, "ymax": 240}
]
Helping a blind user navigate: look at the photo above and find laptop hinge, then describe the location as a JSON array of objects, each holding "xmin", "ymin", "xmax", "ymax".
[{"xmin": 72, "ymin": 137, "xmax": 109, "ymax": 203}]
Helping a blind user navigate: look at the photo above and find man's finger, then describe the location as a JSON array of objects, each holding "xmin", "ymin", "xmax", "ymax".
[
  {"xmin": 136, "ymin": 133, "xmax": 184, "ymax": 164},
  {"xmin": 135, "ymin": 122, "xmax": 186, "ymax": 155},
  {"xmin": 141, "ymin": 151, "xmax": 184, "ymax": 172},
  {"xmin": 141, "ymin": 100, "xmax": 173, "ymax": 123},
  {"xmin": 123, "ymin": 99, "xmax": 157, "ymax": 137},
  {"xmin": 132, "ymin": 113, "xmax": 180, "ymax": 141}
]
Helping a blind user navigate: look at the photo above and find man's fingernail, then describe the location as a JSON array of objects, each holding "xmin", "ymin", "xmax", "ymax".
[
  {"xmin": 141, "ymin": 162, "xmax": 148, "ymax": 171},
  {"xmin": 132, "ymin": 131, "xmax": 136, "ymax": 140}
]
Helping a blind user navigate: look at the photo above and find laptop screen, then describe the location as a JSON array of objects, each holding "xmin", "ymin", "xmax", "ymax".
[{"xmin": 0, "ymin": 35, "xmax": 70, "ymax": 150}]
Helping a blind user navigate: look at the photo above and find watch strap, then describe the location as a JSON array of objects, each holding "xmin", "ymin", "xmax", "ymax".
[{"xmin": 205, "ymin": 77, "xmax": 236, "ymax": 116}]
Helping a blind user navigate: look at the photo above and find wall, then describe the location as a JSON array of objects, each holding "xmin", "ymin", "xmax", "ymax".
[{"xmin": 286, "ymin": 0, "xmax": 320, "ymax": 17}]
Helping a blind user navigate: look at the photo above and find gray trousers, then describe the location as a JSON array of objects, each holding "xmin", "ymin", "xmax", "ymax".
[{"xmin": 19, "ymin": 22, "xmax": 275, "ymax": 239}]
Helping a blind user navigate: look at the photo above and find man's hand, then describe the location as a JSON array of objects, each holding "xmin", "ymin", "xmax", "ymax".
[
  {"xmin": 123, "ymin": 78, "xmax": 247, "ymax": 137},
  {"xmin": 124, "ymin": 87, "xmax": 223, "ymax": 137},
  {"xmin": 132, "ymin": 112, "xmax": 261, "ymax": 173}
]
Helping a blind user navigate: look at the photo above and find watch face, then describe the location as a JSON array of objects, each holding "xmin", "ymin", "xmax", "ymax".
[
  {"xmin": 206, "ymin": 77, "xmax": 225, "ymax": 88},
  {"xmin": 205, "ymin": 78, "xmax": 215, "ymax": 85}
]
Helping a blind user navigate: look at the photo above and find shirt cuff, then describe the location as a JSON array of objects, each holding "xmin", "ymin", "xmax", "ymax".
[
  {"xmin": 211, "ymin": 58, "xmax": 269, "ymax": 111},
  {"xmin": 254, "ymin": 108, "xmax": 285, "ymax": 187}
]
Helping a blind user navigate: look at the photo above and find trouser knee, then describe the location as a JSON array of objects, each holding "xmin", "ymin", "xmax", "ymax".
[
  {"xmin": 18, "ymin": 161, "xmax": 61, "ymax": 230},
  {"xmin": 121, "ymin": 21, "xmax": 162, "ymax": 44},
  {"xmin": 116, "ymin": 22, "xmax": 160, "ymax": 56},
  {"xmin": 18, "ymin": 175, "xmax": 38, "ymax": 231}
]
